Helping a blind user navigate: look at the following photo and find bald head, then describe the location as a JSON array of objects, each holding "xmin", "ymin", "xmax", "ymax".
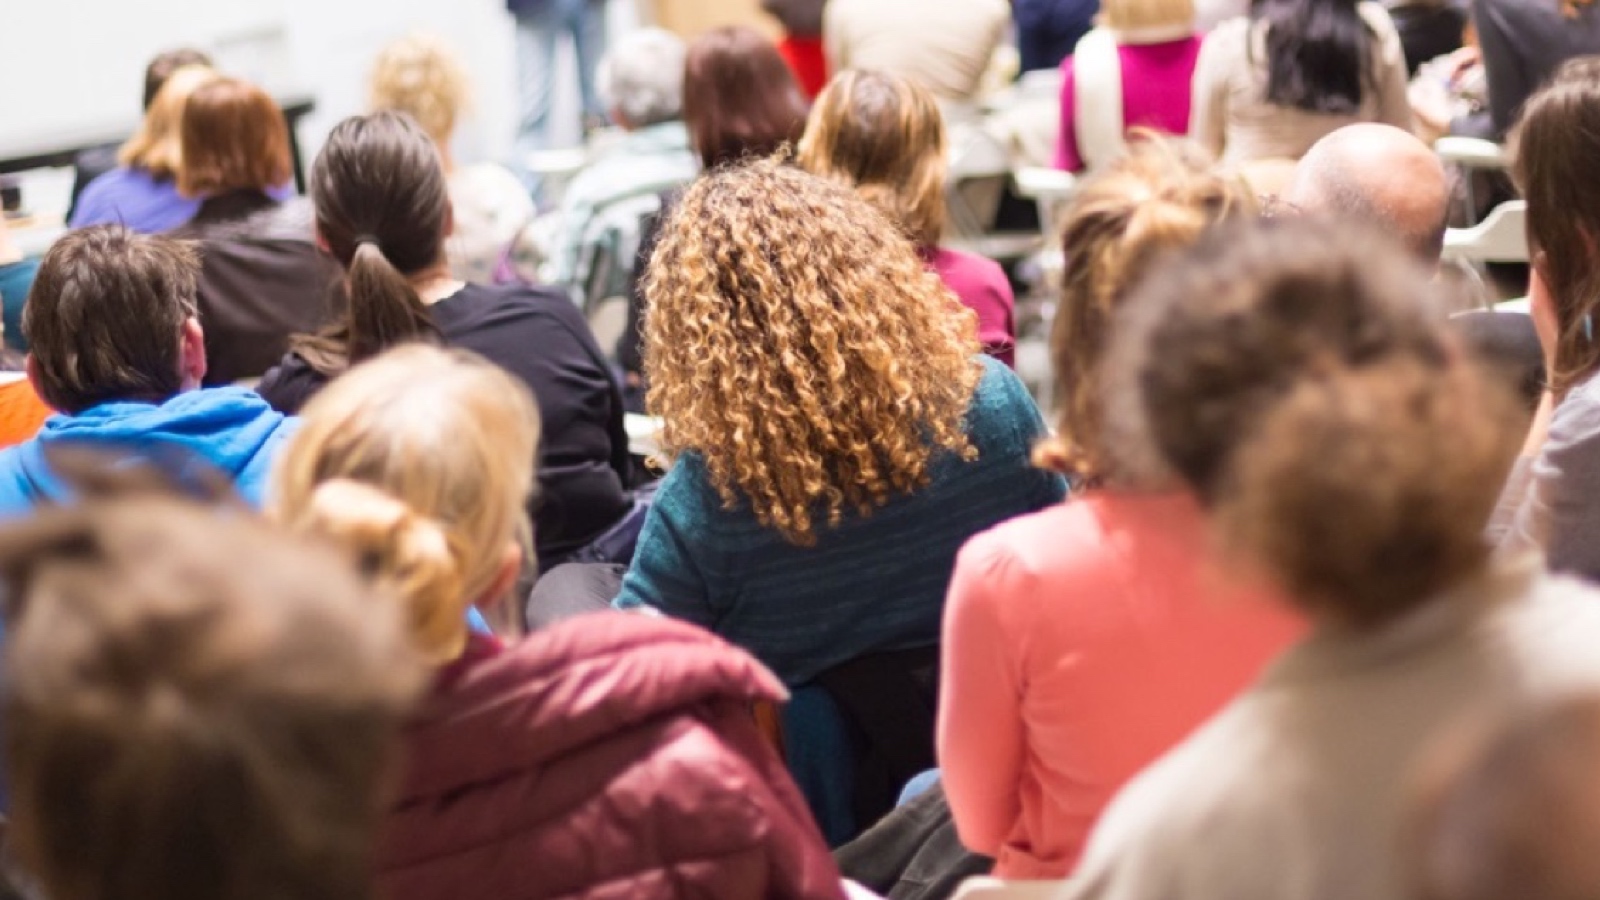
[{"xmin": 1286, "ymin": 124, "xmax": 1451, "ymax": 263}]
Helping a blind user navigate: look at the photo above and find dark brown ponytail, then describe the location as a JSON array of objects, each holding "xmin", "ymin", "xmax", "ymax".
[{"xmin": 294, "ymin": 111, "xmax": 448, "ymax": 376}]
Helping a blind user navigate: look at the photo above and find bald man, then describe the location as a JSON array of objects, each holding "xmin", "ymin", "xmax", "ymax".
[{"xmin": 1285, "ymin": 123, "xmax": 1453, "ymax": 264}]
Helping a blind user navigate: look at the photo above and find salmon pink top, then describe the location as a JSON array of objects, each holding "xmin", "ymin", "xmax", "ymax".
[{"xmin": 938, "ymin": 490, "xmax": 1304, "ymax": 877}]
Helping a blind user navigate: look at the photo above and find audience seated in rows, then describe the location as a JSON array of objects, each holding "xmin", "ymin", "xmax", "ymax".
[
  {"xmin": 543, "ymin": 27, "xmax": 698, "ymax": 294},
  {"xmin": 0, "ymin": 227, "xmax": 294, "ymax": 514},
  {"xmin": 1191, "ymin": 0, "xmax": 1413, "ymax": 163},
  {"xmin": 1055, "ymin": 0, "xmax": 1201, "ymax": 172},
  {"xmin": 764, "ymin": 0, "xmax": 830, "ymax": 96},
  {"xmin": 823, "ymin": 0, "xmax": 1010, "ymax": 112},
  {"xmin": 270, "ymin": 345, "xmax": 844, "ymax": 900},
  {"xmin": 939, "ymin": 138, "xmax": 1304, "ymax": 880},
  {"xmin": 1410, "ymin": 692, "xmax": 1600, "ymax": 900},
  {"xmin": 168, "ymin": 76, "xmax": 341, "ymax": 386},
  {"xmin": 799, "ymin": 70, "xmax": 1017, "ymax": 366},
  {"xmin": 1065, "ymin": 220, "xmax": 1600, "ymax": 900},
  {"xmin": 616, "ymin": 25, "xmax": 810, "ymax": 404},
  {"xmin": 609, "ymin": 161, "xmax": 1065, "ymax": 686},
  {"xmin": 1491, "ymin": 58, "xmax": 1600, "ymax": 582},
  {"xmin": 68, "ymin": 63, "xmax": 221, "ymax": 234},
  {"xmin": 368, "ymin": 33, "xmax": 535, "ymax": 284},
  {"xmin": 1472, "ymin": 0, "xmax": 1600, "ymax": 137},
  {"xmin": 1, "ymin": 477, "xmax": 424, "ymax": 900},
  {"xmin": 256, "ymin": 111, "xmax": 638, "ymax": 571},
  {"xmin": 65, "ymin": 47, "xmax": 213, "ymax": 228}
]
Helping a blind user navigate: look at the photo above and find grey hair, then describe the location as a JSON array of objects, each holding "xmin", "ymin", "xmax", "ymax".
[{"xmin": 597, "ymin": 28, "xmax": 687, "ymax": 128}]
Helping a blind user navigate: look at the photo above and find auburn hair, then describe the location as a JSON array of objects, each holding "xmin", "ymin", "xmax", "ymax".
[
  {"xmin": 798, "ymin": 70, "xmax": 949, "ymax": 247},
  {"xmin": 177, "ymin": 76, "xmax": 293, "ymax": 197},
  {"xmin": 682, "ymin": 26, "xmax": 809, "ymax": 169},
  {"xmin": 643, "ymin": 159, "xmax": 981, "ymax": 545}
]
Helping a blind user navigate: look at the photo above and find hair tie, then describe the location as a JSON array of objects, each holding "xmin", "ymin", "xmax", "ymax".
[{"xmin": 354, "ymin": 234, "xmax": 381, "ymax": 248}]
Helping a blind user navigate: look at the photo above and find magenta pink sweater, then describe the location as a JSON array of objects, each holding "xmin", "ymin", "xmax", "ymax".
[{"xmin": 1055, "ymin": 37, "xmax": 1203, "ymax": 172}]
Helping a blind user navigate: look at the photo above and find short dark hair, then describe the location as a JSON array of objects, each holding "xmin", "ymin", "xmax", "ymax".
[
  {"xmin": 143, "ymin": 47, "xmax": 213, "ymax": 110},
  {"xmin": 683, "ymin": 26, "xmax": 809, "ymax": 169},
  {"xmin": 0, "ymin": 482, "xmax": 424, "ymax": 900},
  {"xmin": 177, "ymin": 76, "xmax": 293, "ymax": 197},
  {"xmin": 24, "ymin": 226, "xmax": 199, "ymax": 414}
]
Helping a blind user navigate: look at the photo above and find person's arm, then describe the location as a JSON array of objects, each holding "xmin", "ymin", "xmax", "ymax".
[
  {"xmin": 1368, "ymin": 5, "xmax": 1415, "ymax": 130},
  {"xmin": 612, "ymin": 462, "xmax": 719, "ymax": 628},
  {"xmin": 1188, "ymin": 31, "xmax": 1230, "ymax": 159},
  {"xmin": 1057, "ymin": 58, "xmax": 1085, "ymax": 172},
  {"xmin": 938, "ymin": 536, "xmax": 1029, "ymax": 857},
  {"xmin": 1472, "ymin": 0, "xmax": 1530, "ymax": 138}
]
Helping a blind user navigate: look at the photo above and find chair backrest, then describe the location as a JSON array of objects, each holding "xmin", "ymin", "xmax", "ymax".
[
  {"xmin": 1442, "ymin": 199, "xmax": 1528, "ymax": 264},
  {"xmin": 952, "ymin": 877, "xmax": 1070, "ymax": 899}
]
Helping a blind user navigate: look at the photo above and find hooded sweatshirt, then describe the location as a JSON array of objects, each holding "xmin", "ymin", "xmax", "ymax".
[
  {"xmin": 377, "ymin": 613, "xmax": 845, "ymax": 900},
  {"xmin": 0, "ymin": 386, "xmax": 296, "ymax": 514}
]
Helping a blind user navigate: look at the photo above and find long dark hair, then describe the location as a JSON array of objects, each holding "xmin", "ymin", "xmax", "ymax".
[
  {"xmin": 1255, "ymin": 0, "xmax": 1372, "ymax": 115},
  {"xmin": 294, "ymin": 111, "xmax": 447, "ymax": 376}
]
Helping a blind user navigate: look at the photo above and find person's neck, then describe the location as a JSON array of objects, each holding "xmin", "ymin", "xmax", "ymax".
[{"xmin": 410, "ymin": 261, "xmax": 466, "ymax": 306}]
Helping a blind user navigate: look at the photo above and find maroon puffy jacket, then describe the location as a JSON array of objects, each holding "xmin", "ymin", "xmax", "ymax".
[{"xmin": 375, "ymin": 613, "xmax": 845, "ymax": 900}]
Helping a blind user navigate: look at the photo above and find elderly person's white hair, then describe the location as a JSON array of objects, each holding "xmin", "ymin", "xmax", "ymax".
[{"xmin": 597, "ymin": 28, "xmax": 687, "ymax": 129}]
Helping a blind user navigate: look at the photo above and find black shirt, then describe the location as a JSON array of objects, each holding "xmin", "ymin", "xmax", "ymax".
[{"xmin": 257, "ymin": 283, "xmax": 633, "ymax": 567}]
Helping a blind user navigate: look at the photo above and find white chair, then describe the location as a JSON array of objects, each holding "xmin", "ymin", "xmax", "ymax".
[
  {"xmin": 1442, "ymin": 199, "xmax": 1528, "ymax": 265},
  {"xmin": 1434, "ymin": 136, "xmax": 1509, "ymax": 227},
  {"xmin": 946, "ymin": 124, "xmax": 1040, "ymax": 262},
  {"xmin": 951, "ymin": 876, "xmax": 1070, "ymax": 899}
]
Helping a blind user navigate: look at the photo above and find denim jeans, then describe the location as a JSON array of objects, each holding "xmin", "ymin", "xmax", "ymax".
[{"xmin": 512, "ymin": 0, "xmax": 608, "ymax": 189}]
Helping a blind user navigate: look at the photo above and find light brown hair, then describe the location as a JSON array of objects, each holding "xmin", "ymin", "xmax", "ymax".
[
  {"xmin": 1410, "ymin": 693, "xmax": 1600, "ymax": 900},
  {"xmin": 1, "ymin": 478, "xmax": 423, "ymax": 900},
  {"xmin": 1102, "ymin": 0, "xmax": 1197, "ymax": 32},
  {"xmin": 142, "ymin": 47, "xmax": 213, "ymax": 110},
  {"xmin": 271, "ymin": 346, "xmax": 540, "ymax": 662},
  {"xmin": 177, "ymin": 76, "xmax": 293, "ymax": 197},
  {"xmin": 367, "ymin": 33, "xmax": 470, "ymax": 145},
  {"xmin": 1034, "ymin": 137, "xmax": 1252, "ymax": 485},
  {"xmin": 23, "ymin": 226, "xmax": 199, "ymax": 414},
  {"xmin": 1112, "ymin": 220, "xmax": 1518, "ymax": 630},
  {"xmin": 119, "ymin": 65, "xmax": 217, "ymax": 179},
  {"xmin": 1513, "ymin": 57, "xmax": 1600, "ymax": 395},
  {"xmin": 682, "ymin": 26, "xmax": 809, "ymax": 169},
  {"xmin": 798, "ymin": 70, "xmax": 948, "ymax": 247},
  {"xmin": 643, "ymin": 159, "xmax": 981, "ymax": 545}
]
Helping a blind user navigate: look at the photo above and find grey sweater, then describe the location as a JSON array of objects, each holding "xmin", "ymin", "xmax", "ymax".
[
  {"xmin": 1062, "ymin": 556, "xmax": 1600, "ymax": 900},
  {"xmin": 1491, "ymin": 371, "xmax": 1600, "ymax": 582},
  {"xmin": 1474, "ymin": 0, "xmax": 1600, "ymax": 137}
]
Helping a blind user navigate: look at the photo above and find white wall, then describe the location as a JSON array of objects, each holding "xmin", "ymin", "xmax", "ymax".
[{"xmin": 2, "ymin": 0, "xmax": 645, "ymax": 176}]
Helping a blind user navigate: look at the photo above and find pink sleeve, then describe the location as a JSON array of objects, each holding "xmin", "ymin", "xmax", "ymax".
[
  {"xmin": 938, "ymin": 536, "xmax": 1028, "ymax": 856},
  {"xmin": 1056, "ymin": 58, "xmax": 1084, "ymax": 172}
]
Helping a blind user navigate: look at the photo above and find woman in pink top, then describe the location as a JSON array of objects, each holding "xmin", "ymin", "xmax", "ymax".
[
  {"xmin": 799, "ymin": 70, "xmax": 1016, "ymax": 366},
  {"xmin": 1056, "ymin": 0, "xmax": 1203, "ymax": 172},
  {"xmin": 938, "ymin": 138, "xmax": 1305, "ymax": 878}
]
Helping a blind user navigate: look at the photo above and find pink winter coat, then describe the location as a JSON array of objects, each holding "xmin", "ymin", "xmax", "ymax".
[{"xmin": 376, "ymin": 614, "xmax": 845, "ymax": 900}]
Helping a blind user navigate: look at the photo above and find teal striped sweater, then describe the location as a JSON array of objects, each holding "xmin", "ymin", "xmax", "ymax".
[{"xmin": 614, "ymin": 357, "xmax": 1067, "ymax": 685}]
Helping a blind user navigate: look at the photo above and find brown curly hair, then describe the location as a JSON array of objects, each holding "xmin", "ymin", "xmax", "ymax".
[
  {"xmin": 1033, "ymin": 136, "xmax": 1253, "ymax": 484},
  {"xmin": 643, "ymin": 159, "xmax": 982, "ymax": 545},
  {"xmin": 1112, "ymin": 219, "xmax": 1520, "ymax": 630}
]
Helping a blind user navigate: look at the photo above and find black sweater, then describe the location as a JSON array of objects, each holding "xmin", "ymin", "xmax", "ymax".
[{"xmin": 258, "ymin": 283, "xmax": 633, "ymax": 568}]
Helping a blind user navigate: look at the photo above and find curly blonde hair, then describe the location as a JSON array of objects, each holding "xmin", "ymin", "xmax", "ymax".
[
  {"xmin": 1034, "ymin": 136, "xmax": 1253, "ymax": 484},
  {"xmin": 368, "ymin": 33, "xmax": 470, "ymax": 145},
  {"xmin": 644, "ymin": 159, "xmax": 982, "ymax": 545}
]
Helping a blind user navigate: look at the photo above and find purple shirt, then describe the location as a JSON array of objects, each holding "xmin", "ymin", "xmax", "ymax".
[
  {"xmin": 1055, "ymin": 37, "xmax": 1203, "ymax": 172},
  {"xmin": 925, "ymin": 246, "xmax": 1016, "ymax": 368},
  {"xmin": 69, "ymin": 167, "xmax": 295, "ymax": 234}
]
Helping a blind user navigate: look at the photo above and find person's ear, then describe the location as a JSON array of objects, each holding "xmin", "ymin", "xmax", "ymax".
[
  {"xmin": 179, "ymin": 317, "xmax": 208, "ymax": 390},
  {"xmin": 473, "ymin": 540, "xmax": 523, "ymax": 610},
  {"xmin": 24, "ymin": 354, "xmax": 43, "ymax": 402},
  {"xmin": 443, "ymin": 199, "xmax": 456, "ymax": 240},
  {"xmin": 313, "ymin": 224, "xmax": 332, "ymax": 255}
]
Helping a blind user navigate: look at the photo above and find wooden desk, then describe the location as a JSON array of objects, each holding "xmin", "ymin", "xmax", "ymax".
[{"xmin": 0, "ymin": 94, "xmax": 318, "ymax": 191}]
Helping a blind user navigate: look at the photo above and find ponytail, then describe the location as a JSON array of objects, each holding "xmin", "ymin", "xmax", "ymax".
[
  {"xmin": 343, "ymin": 241, "xmax": 440, "ymax": 365},
  {"xmin": 286, "ymin": 478, "xmax": 467, "ymax": 662},
  {"xmin": 1216, "ymin": 358, "xmax": 1519, "ymax": 631}
]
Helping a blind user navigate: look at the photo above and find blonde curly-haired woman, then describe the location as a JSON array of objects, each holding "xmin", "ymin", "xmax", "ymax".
[{"xmin": 612, "ymin": 160, "xmax": 1065, "ymax": 688}]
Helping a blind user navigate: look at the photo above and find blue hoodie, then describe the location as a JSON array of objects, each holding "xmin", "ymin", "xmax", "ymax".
[{"xmin": 0, "ymin": 387, "xmax": 297, "ymax": 516}]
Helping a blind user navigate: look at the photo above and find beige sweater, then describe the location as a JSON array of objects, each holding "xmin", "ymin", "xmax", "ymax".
[
  {"xmin": 1189, "ymin": 2, "xmax": 1413, "ymax": 164},
  {"xmin": 1063, "ymin": 555, "xmax": 1600, "ymax": 900},
  {"xmin": 823, "ymin": 0, "xmax": 1010, "ymax": 105}
]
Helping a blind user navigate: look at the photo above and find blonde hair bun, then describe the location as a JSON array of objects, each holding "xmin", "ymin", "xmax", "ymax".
[{"xmin": 297, "ymin": 479, "xmax": 466, "ymax": 661}]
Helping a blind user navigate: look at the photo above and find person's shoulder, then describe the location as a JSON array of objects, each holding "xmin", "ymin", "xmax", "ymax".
[{"xmin": 969, "ymin": 355, "xmax": 1036, "ymax": 416}]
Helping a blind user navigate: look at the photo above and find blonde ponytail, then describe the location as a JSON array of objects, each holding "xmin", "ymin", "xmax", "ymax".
[{"xmin": 290, "ymin": 479, "xmax": 467, "ymax": 662}]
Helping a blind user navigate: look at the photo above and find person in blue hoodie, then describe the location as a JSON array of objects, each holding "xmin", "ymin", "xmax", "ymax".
[{"xmin": 0, "ymin": 225, "xmax": 295, "ymax": 515}]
